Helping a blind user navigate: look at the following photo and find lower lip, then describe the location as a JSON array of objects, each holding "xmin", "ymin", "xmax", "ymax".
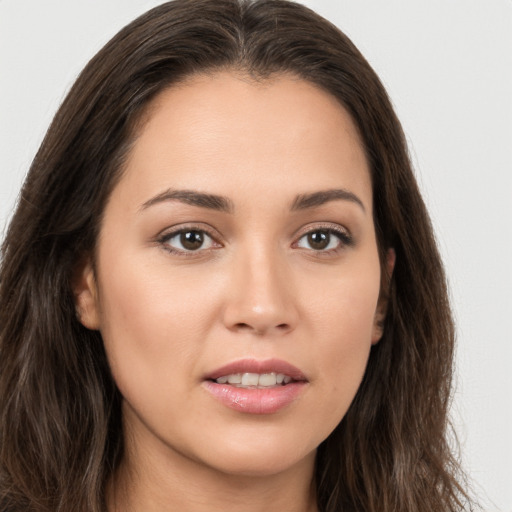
[{"xmin": 202, "ymin": 381, "xmax": 307, "ymax": 414}]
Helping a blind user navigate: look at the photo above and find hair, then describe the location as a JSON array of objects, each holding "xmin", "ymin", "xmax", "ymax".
[{"xmin": 0, "ymin": 1, "xmax": 473, "ymax": 511}]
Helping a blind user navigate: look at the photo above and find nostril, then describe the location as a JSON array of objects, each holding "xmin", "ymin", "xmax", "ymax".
[
  {"xmin": 234, "ymin": 322, "xmax": 251, "ymax": 330},
  {"xmin": 231, "ymin": 322, "xmax": 290, "ymax": 334}
]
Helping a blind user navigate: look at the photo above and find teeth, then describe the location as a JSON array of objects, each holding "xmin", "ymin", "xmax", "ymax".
[
  {"xmin": 215, "ymin": 372, "xmax": 292, "ymax": 388},
  {"xmin": 258, "ymin": 373, "xmax": 278, "ymax": 386},
  {"xmin": 241, "ymin": 373, "xmax": 259, "ymax": 386}
]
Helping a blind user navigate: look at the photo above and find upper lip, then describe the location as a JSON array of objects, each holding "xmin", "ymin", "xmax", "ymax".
[{"xmin": 205, "ymin": 358, "xmax": 308, "ymax": 381}]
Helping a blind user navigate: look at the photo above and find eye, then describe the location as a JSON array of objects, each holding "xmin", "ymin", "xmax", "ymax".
[
  {"xmin": 296, "ymin": 228, "xmax": 351, "ymax": 252},
  {"xmin": 161, "ymin": 229, "xmax": 216, "ymax": 253}
]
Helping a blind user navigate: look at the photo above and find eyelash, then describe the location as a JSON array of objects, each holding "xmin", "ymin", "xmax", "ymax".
[{"xmin": 156, "ymin": 223, "xmax": 353, "ymax": 257}]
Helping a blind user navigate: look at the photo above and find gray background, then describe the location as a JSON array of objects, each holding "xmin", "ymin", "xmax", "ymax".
[{"xmin": 1, "ymin": 1, "xmax": 511, "ymax": 510}]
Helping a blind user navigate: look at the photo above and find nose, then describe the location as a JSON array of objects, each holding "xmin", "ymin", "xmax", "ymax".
[{"xmin": 222, "ymin": 245, "xmax": 299, "ymax": 337}]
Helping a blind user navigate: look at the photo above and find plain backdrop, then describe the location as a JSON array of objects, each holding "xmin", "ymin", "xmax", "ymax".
[{"xmin": 1, "ymin": 1, "xmax": 511, "ymax": 510}]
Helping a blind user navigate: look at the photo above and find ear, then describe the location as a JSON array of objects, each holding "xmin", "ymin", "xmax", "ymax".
[
  {"xmin": 371, "ymin": 248, "xmax": 396, "ymax": 345},
  {"xmin": 72, "ymin": 257, "xmax": 100, "ymax": 330}
]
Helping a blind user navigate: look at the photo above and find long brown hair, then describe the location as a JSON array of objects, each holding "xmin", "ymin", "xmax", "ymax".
[{"xmin": 0, "ymin": 1, "xmax": 473, "ymax": 510}]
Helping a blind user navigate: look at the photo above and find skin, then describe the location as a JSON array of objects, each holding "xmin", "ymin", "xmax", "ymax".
[{"xmin": 75, "ymin": 72, "xmax": 393, "ymax": 512}]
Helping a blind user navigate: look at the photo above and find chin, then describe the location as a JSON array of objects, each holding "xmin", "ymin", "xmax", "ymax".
[
  {"xmin": 208, "ymin": 448, "xmax": 316, "ymax": 479},
  {"xmin": 191, "ymin": 428, "xmax": 319, "ymax": 478}
]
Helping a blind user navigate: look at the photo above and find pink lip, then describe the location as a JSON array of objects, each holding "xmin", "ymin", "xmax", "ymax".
[{"xmin": 202, "ymin": 358, "xmax": 308, "ymax": 415}]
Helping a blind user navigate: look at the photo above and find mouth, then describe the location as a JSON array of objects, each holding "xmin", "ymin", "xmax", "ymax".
[
  {"xmin": 205, "ymin": 358, "xmax": 307, "ymax": 385},
  {"xmin": 203, "ymin": 359, "xmax": 308, "ymax": 414},
  {"xmin": 212, "ymin": 372, "xmax": 293, "ymax": 388}
]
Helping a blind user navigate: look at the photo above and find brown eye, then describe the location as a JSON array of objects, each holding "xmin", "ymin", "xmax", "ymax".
[
  {"xmin": 296, "ymin": 228, "xmax": 351, "ymax": 252},
  {"xmin": 307, "ymin": 230, "xmax": 330, "ymax": 250},
  {"xmin": 180, "ymin": 230, "xmax": 204, "ymax": 250},
  {"xmin": 163, "ymin": 229, "xmax": 215, "ymax": 253}
]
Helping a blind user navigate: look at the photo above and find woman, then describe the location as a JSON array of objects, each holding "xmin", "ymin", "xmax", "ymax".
[{"xmin": 0, "ymin": 1, "xmax": 473, "ymax": 511}]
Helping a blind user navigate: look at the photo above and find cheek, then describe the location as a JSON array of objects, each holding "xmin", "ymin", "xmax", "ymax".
[
  {"xmin": 95, "ymin": 249, "xmax": 221, "ymax": 393},
  {"xmin": 302, "ymin": 265, "xmax": 380, "ymax": 412},
  {"xmin": 303, "ymin": 255, "xmax": 381, "ymax": 342}
]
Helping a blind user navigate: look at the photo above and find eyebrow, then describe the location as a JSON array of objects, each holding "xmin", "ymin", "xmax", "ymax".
[
  {"xmin": 140, "ymin": 187, "xmax": 365, "ymax": 214},
  {"xmin": 291, "ymin": 189, "xmax": 366, "ymax": 213},
  {"xmin": 140, "ymin": 189, "xmax": 234, "ymax": 213}
]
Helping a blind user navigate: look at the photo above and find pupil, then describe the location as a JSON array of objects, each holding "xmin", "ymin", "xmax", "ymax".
[
  {"xmin": 181, "ymin": 231, "xmax": 203, "ymax": 250},
  {"xmin": 308, "ymin": 230, "xmax": 329, "ymax": 250}
]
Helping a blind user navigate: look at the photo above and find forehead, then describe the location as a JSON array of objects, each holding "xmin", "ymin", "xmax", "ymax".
[{"xmin": 117, "ymin": 71, "xmax": 372, "ymax": 210}]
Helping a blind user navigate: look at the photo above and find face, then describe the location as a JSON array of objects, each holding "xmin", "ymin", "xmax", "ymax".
[{"xmin": 76, "ymin": 72, "xmax": 389, "ymax": 478}]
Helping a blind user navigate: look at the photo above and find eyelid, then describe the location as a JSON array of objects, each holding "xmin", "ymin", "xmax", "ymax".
[{"xmin": 293, "ymin": 222, "xmax": 352, "ymax": 240}]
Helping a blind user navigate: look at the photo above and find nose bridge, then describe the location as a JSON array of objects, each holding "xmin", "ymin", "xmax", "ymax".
[{"xmin": 223, "ymin": 239, "xmax": 297, "ymax": 335}]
